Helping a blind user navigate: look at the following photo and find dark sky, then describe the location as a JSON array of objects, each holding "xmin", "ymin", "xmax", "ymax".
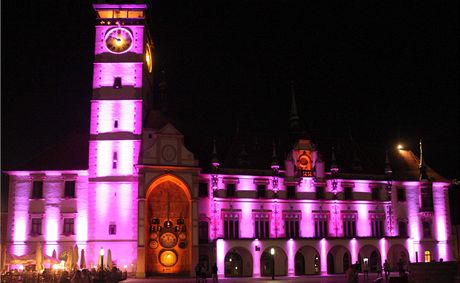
[{"xmin": 2, "ymin": 0, "xmax": 459, "ymax": 178}]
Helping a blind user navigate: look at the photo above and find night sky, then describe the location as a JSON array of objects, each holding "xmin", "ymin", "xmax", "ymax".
[{"xmin": 2, "ymin": 1, "xmax": 459, "ymax": 179}]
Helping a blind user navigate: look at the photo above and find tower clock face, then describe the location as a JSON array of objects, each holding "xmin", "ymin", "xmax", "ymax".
[
  {"xmin": 159, "ymin": 232, "xmax": 178, "ymax": 248},
  {"xmin": 104, "ymin": 27, "xmax": 133, "ymax": 54}
]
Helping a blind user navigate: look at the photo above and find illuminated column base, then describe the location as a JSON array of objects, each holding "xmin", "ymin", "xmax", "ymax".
[{"xmin": 136, "ymin": 247, "xmax": 146, "ymax": 278}]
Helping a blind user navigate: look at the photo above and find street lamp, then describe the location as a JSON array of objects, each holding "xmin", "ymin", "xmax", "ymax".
[{"xmin": 270, "ymin": 248, "xmax": 275, "ymax": 280}]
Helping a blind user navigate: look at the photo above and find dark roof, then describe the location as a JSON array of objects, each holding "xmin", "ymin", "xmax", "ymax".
[{"xmin": 192, "ymin": 131, "xmax": 449, "ymax": 182}]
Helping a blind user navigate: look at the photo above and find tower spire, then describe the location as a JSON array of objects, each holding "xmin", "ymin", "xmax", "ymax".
[
  {"xmin": 384, "ymin": 150, "xmax": 392, "ymax": 176},
  {"xmin": 289, "ymin": 81, "xmax": 299, "ymax": 123},
  {"xmin": 419, "ymin": 138, "xmax": 429, "ymax": 180},
  {"xmin": 211, "ymin": 137, "xmax": 220, "ymax": 168},
  {"xmin": 271, "ymin": 140, "xmax": 279, "ymax": 170},
  {"xmin": 159, "ymin": 69, "xmax": 168, "ymax": 113},
  {"xmin": 330, "ymin": 145, "xmax": 339, "ymax": 173}
]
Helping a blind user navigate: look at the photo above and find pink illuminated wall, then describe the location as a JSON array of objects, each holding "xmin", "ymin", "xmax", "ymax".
[
  {"xmin": 88, "ymin": 140, "xmax": 141, "ymax": 177},
  {"xmin": 90, "ymin": 100, "xmax": 142, "ymax": 134},
  {"xmin": 92, "ymin": 63, "xmax": 143, "ymax": 88}
]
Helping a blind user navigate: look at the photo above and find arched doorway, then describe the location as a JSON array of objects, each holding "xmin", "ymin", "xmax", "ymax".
[
  {"xmin": 387, "ymin": 244, "xmax": 409, "ymax": 271},
  {"xmin": 327, "ymin": 245, "xmax": 351, "ymax": 274},
  {"xmin": 359, "ymin": 245, "xmax": 381, "ymax": 273},
  {"xmin": 224, "ymin": 247, "xmax": 253, "ymax": 277},
  {"xmin": 145, "ymin": 175, "xmax": 192, "ymax": 275},
  {"xmin": 296, "ymin": 246, "xmax": 320, "ymax": 275},
  {"xmin": 261, "ymin": 247, "xmax": 287, "ymax": 276},
  {"xmin": 294, "ymin": 252, "xmax": 305, "ymax": 275}
]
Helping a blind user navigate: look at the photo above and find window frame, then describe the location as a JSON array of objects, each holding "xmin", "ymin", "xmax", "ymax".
[{"xmin": 31, "ymin": 181, "xmax": 44, "ymax": 199}]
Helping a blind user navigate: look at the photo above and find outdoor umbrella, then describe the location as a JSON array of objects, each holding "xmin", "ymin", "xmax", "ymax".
[
  {"xmin": 65, "ymin": 251, "xmax": 73, "ymax": 271},
  {"xmin": 107, "ymin": 249, "xmax": 113, "ymax": 270},
  {"xmin": 52, "ymin": 249, "xmax": 57, "ymax": 260},
  {"xmin": 73, "ymin": 245, "xmax": 79, "ymax": 270},
  {"xmin": 35, "ymin": 243, "xmax": 44, "ymax": 272},
  {"xmin": 80, "ymin": 249, "xmax": 86, "ymax": 269},
  {"xmin": 98, "ymin": 251, "xmax": 104, "ymax": 269}
]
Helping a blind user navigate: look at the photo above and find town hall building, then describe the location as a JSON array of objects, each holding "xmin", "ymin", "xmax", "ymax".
[{"xmin": 4, "ymin": 1, "xmax": 454, "ymax": 278}]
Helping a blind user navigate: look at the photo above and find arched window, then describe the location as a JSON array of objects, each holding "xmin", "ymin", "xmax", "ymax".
[{"xmin": 424, "ymin": 251, "xmax": 431, "ymax": 262}]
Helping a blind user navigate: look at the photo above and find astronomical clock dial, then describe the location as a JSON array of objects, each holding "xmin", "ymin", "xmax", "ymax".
[
  {"xmin": 159, "ymin": 250, "xmax": 178, "ymax": 267},
  {"xmin": 149, "ymin": 240, "xmax": 159, "ymax": 249},
  {"xmin": 104, "ymin": 27, "xmax": 133, "ymax": 54},
  {"xmin": 159, "ymin": 232, "xmax": 178, "ymax": 248},
  {"xmin": 178, "ymin": 232, "xmax": 186, "ymax": 241}
]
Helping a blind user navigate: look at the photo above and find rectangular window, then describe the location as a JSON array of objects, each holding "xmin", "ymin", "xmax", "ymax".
[
  {"xmin": 421, "ymin": 185, "xmax": 433, "ymax": 211},
  {"xmin": 113, "ymin": 77, "xmax": 122, "ymax": 89},
  {"xmin": 371, "ymin": 188, "xmax": 380, "ymax": 201},
  {"xmin": 371, "ymin": 219, "xmax": 384, "ymax": 238},
  {"xmin": 223, "ymin": 214, "xmax": 239, "ymax": 239},
  {"xmin": 31, "ymin": 218, "xmax": 42, "ymax": 235},
  {"xmin": 397, "ymin": 188, "xmax": 406, "ymax": 202},
  {"xmin": 257, "ymin": 185, "xmax": 266, "ymax": 198},
  {"xmin": 114, "ymin": 120, "xmax": 119, "ymax": 129},
  {"xmin": 314, "ymin": 219, "xmax": 328, "ymax": 238},
  {"xmin": 112, "ymin": 152, "xmax": 118, "ymax": 169},
  {"xmin": 32, "ymin": 181, "xmax": 43, "ymax": 199},
  {"xmin": 344, "ymin": 187, "xmax": 353, "ymax": 200},
  {"xmin": 343, "ymin": 219, "xmax": 356, "ymax": 238},
  {"xmin": 422, "ymin": 221, "xmax": 431, "ymax": 238},
  {"xmin": 226, "ymin": 183, "xmax": 236, "ymax": 198},
  {"xmin": 284, "ymin": 214, "xmax": 300, "ymax": 238},
  {"xmin": 64, "ymin": 181, "xmax": 76, "ymax": 198},
  {"xmin": 286, "ymin": 186, "xmax": 296, "ymax": 199},
  {"xmin": 254, "ymin": 214, "xmax": 270, "ymax": 239},
  {"xmin": 127, "ymin": 11, "xmax": 144, "ymax": 18},
  {"xmin": 198, "ymin": 182, "xmax": 209, "ymax": 197},
  {"xmin": 316, "ymin": 186, "xmax": 324, "ymax": 200},
  {"xmin": 398, "ymin": 221, "xmax": 408, "ymax": 237},
  {"xmin": 63, "ymin": 218, "xmax": 75, "ymax": 235},
  {"xmin": 108, "ymin": 223, "xmax": 117, "ymax": 235}
]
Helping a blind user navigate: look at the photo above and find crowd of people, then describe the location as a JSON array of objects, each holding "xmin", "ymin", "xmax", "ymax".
[
  {"xmin": 195, "ymin": 263, "xmax": 218, "ymax": 283},
  {"xmin": 346, "ymin": 258, "xmax": 408, "ymax": 283}
]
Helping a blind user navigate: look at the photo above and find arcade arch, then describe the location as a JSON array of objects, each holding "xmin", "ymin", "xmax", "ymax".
[
  {"xmin": 295, "ymin": 246, "xmax": 320, "ymax": 275},
  {"xmin": 260, "ymin": 246, "xmax": 287, "ymax": 277},
  {"xmin": 224, "ymin": 247, "xmax": 253, "ymax": 277}
]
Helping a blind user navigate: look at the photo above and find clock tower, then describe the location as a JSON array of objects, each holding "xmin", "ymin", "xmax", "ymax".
[
  {"xmin": 89, "ymin": 3, "xmax": 153, "ymax": 178},
  {"xmin": 87, "ymin": 1, "xmax": 153, "ymax": 272}
]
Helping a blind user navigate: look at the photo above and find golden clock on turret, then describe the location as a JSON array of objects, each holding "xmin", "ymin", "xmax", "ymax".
[{"xmin": 104, "ymin": 27, "xmax": 133, "ymax": 54}]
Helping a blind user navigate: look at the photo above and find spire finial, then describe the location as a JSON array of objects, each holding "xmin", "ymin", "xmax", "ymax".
[
  {"xmin": 419, "ymin": 138, "xmax": 430, "ymax": 181},
  {"xmin": 211, "ymin": 137, "xmax": 220, "ymax": 168},
  {"xmin": 271, "ymin": 140, "xmax": 279, "ymax": 170},
  {"xmin": 290, "ymin": 80, "xmax": 299, "ymax": 121},
  {"xmin": 159, "ymin": 69, "xmax": 168, "ymax": 113},
  {"xmin": 330, "ymin": 145, "xmax": 339, "ymax": 173},
  {"xmin": 419, "ymin": 138, "xmax": 423, "ymax": 168},
  {"xmin": 385, "ymin": 150, "xmax": 392, "ymax": 176}
]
